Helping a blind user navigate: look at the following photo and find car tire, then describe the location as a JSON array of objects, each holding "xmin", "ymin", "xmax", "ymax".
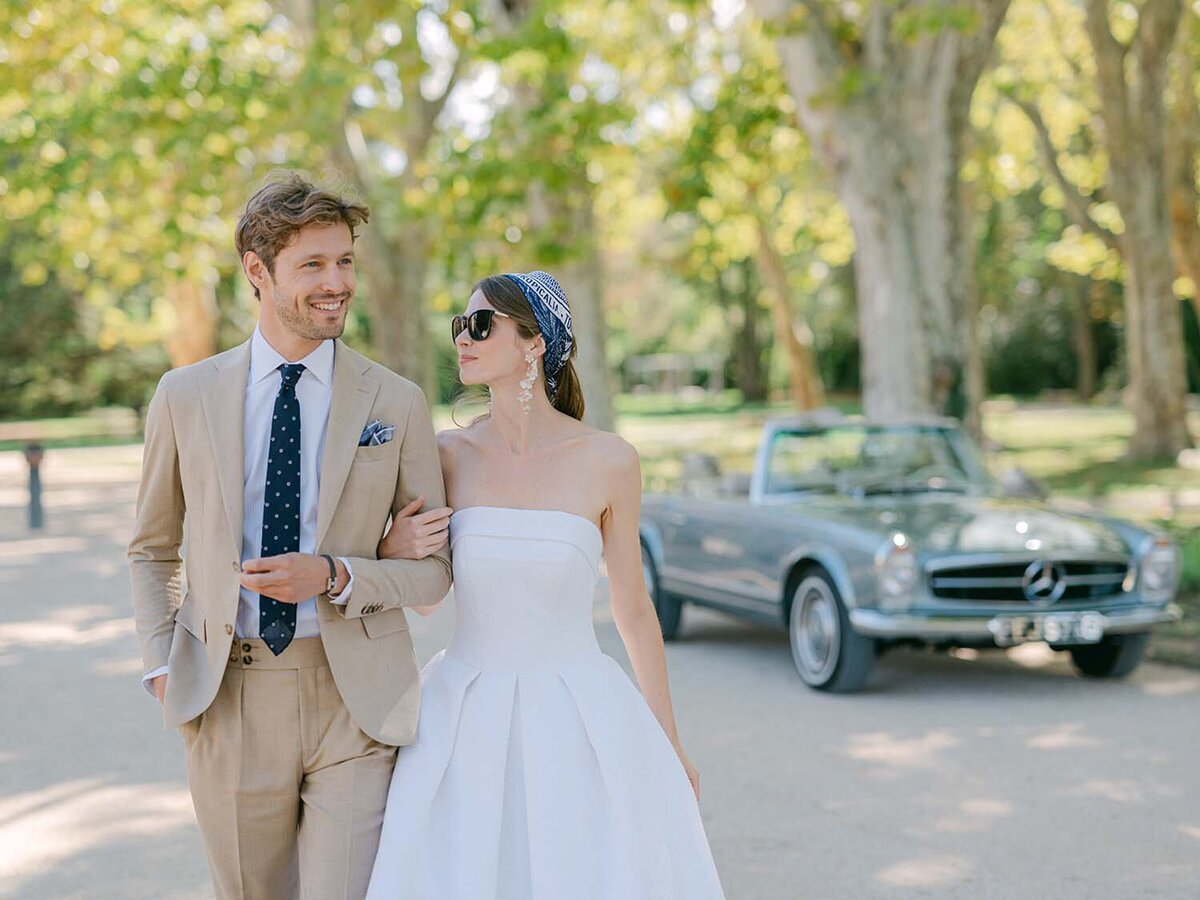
[
  {"xmin": 1069, "ymin": 632, "xmax": 1149, "ymax": 679},
  {"xmin": 642, "ymin": 544, "xmax": 683, "ymax": 641},
  {"xmin": 789, "ymin": 569, "xmax": 875, "ymax": 692}
]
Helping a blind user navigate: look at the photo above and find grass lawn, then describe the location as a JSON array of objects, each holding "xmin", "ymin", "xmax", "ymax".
[{"xmin": 0, "ymin": 408, "xmax": 142, "ymax": 452}]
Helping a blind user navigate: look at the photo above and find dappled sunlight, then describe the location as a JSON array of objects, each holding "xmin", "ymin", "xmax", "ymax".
[
  {"xmin": 875, "ymin": 855, "xmax": 971, "ymax": 889},
  {"xmin": 0, "ymin": 778, "xmax": 194, "ymax": 891},
  {"xmin": 93, "ymin": 656, "xmax": 144, "ymax": 677},
  {"xmin": 1026, "ymin": 722, "xmax": 1102, "ymax": 751},
  {"xmin": 932, "ymin": 798, "xmax": 1014, "ymax": 834},
  {"xmin": 1004, "ymin": 642, "xmax": 1065, "ymax": 669},
  {"xmin": 1075, "ymin": 780, "xmax": 1147, "ymax": 804},
  {"xmin": 0, "ymin": 536, "xmax": 88, "ymax": 561},
  {"xmin": 1140, "ymin": 672, "xmax": 1200, "ymax": 697},
  {"xmin": 0, "ymin": 607, "xmax": 133, "ymax": 653},
  {"xmin": 842, "ymin": 730, "xmax": 958, "ymax": 771},
  {"xmin": 69, "ymin": 509, "xmax": 137, "ymax": 535},
  {"xmin": 5, "ymin": 485, "xmax": 136, "ymax": 512}
]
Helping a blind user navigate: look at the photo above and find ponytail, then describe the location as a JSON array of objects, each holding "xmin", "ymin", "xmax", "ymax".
[{"xmin": 549, "ymin": 358, "xmax": 585, "ymax": 421}]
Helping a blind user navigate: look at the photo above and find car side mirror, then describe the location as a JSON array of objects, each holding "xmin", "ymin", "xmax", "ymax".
[{"xmin": 997, "ymin": 467, "xmax": 1048, "ymax": 501}]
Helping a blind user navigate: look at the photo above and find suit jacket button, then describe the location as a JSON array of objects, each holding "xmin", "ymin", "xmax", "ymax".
[
  {"xmin": 242, "ymin": 643, "xmax": 251, "ymax": 652},
  {"xmin": 229, "ymin": 652, "xmax": 238, "ymax": 663},
  {"xmin": 225, "ymin": 624, "xmax": 233, "ymax": 635},
  {"xmin": 232, "ymin": 561, "xmax": 240, "ymax": 572},
  {"xmin": 243, "ymin": 655, "xmax": 252, "ymax": 664}
]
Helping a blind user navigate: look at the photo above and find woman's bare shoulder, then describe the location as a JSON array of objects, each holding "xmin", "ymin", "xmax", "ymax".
[
  {"xmin": 437, "ymin": 422, "xmax": 486, "ymax": 455},
  {"xmin": 576, "ymin": 428, "xmax": 639, "ymax": 473}
]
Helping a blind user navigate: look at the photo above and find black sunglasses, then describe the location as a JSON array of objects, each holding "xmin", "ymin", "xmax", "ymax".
[{"xmin": 451, "ymin": 309, "xmax": 511, "ymax": 342}]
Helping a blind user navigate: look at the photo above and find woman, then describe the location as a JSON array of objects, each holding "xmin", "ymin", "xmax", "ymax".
[{"xmin": 365, "ymin": 271, "xmax": 725, "ymax": 899}]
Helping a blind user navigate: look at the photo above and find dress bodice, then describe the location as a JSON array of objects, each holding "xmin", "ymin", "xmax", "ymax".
[
  {"xmin": 369, "ymin": 505, "xmax": 726, "ymax": 900},
  {"xmin": 446, "ymin": 506, "xmax": 605, "ymax": 672}
]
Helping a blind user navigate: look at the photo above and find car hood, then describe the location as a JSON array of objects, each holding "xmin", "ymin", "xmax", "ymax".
[{"xmin": 786, "ymin": 494, "xmax": 1129, "ymax": 557}]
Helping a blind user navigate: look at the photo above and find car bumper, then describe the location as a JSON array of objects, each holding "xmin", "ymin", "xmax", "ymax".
[{"xmin": 848, "ymin": 603, "xmax": 1182, "ymax": 641}]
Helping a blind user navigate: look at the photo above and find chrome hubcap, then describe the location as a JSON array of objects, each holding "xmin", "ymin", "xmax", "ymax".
[{"xmin": 791, "ymin": 577, "xmax": 840, "ymax": 684}]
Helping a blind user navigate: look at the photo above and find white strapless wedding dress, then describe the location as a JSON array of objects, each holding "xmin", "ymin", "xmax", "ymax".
[{"xmin": 365, "ymin": 506, "xmax": 725, "ymax": 900}]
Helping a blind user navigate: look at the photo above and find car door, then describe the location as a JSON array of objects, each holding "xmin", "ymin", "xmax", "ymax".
[{"xmin": 664, "ymin": 494, "xmax": 788, "ymax": 620}]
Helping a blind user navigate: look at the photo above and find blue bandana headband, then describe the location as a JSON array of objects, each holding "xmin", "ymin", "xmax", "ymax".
[{"xmin": 503, "ymin": 271, "xmax": 574, "ymax": 398}]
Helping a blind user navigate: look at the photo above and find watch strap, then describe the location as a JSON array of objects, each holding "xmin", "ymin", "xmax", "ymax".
[{"xmin": 320, "ymin": 554, "xmax": 339, "ymax": 595}]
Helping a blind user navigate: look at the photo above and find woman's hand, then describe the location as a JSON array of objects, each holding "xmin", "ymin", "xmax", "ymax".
[
  {"xmin": 378, "ymin": 496, "xmax": 453, "ymax": 560},
  {"xmin": 674, "ymin": 743, "xmax": 700, "ymax": 803}
]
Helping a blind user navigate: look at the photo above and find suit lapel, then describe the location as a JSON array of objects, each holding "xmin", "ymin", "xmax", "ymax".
[
  {"xmin": 316, "ymin": 340, "xmax": 380, "ymax": 548},
  {"xmin": 199, "ymin": 340, "xmax": 251, "ymax": 556}
]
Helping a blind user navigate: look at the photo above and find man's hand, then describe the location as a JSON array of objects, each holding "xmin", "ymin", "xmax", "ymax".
[
  {"xmin": 238, "ymin": 552, "xmax": 332, "ymax": 602},
  {"xmin": 151, "ymin": 674, "xmax": 168, "ymax": 704},
  {"xmin": 379, "ymin": 496, "xmax": 453, "ymax": 561}
]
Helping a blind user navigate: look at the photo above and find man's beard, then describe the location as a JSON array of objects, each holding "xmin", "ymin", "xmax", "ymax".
[{"xmin": 276, "ymin": 292, "xmax": 350, "ymax": 340}]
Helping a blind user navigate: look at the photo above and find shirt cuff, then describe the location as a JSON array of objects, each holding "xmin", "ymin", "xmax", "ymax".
[
  {"xmin": 328, "ymin": 557, "xmax": 354, "ymax": 605},
  {"xmin": 142, "ymin": 665, "xmax": 169, "ymax": 698}
]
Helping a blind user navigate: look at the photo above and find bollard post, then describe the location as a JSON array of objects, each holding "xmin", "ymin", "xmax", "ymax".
[{"xmin": 23, "ymin": 443, "xmax": 44, "ymax": 531}]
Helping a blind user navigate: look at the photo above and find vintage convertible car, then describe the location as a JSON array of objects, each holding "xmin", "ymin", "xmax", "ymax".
[{"xmin": 638, "ymin": 412, "xmax": 1182, "ymax": 691}]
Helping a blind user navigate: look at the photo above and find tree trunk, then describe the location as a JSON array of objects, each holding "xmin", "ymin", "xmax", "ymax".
[
  {"xmin": 355, "ymin": 223, "xmax": 434, "ymax": 392},
  {"xmin": 531, "ymin": 188, "xmax": 616, "ymax": 432},
  {"xmin": 1120, "ymin": 197, "xmax": 1193, "ymax": 457},
  {"xmin": 1167, "ymin": 45, "xmax": 1200, "ymax": 324},
  {"xmin": 164, "ymin": 276, "xmax": 219, "ymax": 368},
  {"xmin": 279, "ymin": 0, "xmax": 453, "ymax": 399},
  {"xmin": 332, "ymin": 122, "xmax": 436, "ymax": 395},
  {"xmin": 1084, "ymin": 0, "xmax": 1192, "ymax": 459},
  {"xmin": 753, "ymin": 213, "xmax": 824, "ymax": 409},
  {"xmin": 960, "ymin": 154, "xmax": 985, "ymax": 440},
  {"xmin": 494, "ymin": 0, "xmax": 617, "ymax": 431},
  {"xmin": 752, "ymin": 0, "xmax": 1009, "ymax": 424},
  {"xmin": 1071, "ymin": 278, "xmax": 1098, "ymax": 401},
  {"xmin": 727, "ymin": 262, "xmax": 769, "ymax": 403}
]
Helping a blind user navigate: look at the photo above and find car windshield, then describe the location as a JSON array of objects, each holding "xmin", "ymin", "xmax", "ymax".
[{"xmin": 764, "ymin": 424, "xmax": 991, "ymax": 497}]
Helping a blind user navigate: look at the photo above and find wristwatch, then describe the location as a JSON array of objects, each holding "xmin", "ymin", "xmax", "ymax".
[{"xmin": 320, "ymin": 554, "xmax": 339, "ymax": 596}]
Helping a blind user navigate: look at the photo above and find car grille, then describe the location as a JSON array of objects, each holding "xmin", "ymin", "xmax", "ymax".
[{"xmin": 927, "ymin": 560, "xmax": 1130, "ymax": 604}]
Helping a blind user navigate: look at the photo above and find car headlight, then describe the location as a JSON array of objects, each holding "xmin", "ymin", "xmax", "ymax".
[
  {"xmin": 876, "ymin": 532, "xmax": 919, "ymax": 609},
  {"xmin": 1138, "ymin": 535, "xmax": 1180, "ymax": 602}
]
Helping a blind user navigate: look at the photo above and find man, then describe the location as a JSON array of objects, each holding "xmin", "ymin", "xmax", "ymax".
[{"xmin": 128, "ymin": 172, "xmax": 451, "ymax": 899}]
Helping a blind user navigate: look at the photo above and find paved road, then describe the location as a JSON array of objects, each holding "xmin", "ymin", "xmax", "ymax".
[{"xmin": 2, "ymin": 445, "xmax": 1198, "ymax": 899}]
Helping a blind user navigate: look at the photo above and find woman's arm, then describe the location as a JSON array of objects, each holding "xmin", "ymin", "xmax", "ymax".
[
  {"xmin": 601, "ymin": 437, "xmax": 701, "ymax": 801},
  {"xmin": 375, "ymin": 431, "xmax": 456, "ymax": 616}
]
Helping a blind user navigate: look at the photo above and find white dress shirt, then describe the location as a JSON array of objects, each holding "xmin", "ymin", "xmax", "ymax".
[{"xmin": 143, "ymin": 328, "xmax": 355, "ymax": 691}]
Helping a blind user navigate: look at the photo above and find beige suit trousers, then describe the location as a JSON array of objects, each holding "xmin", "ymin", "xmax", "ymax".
[{"xmin": 180, "ymin": 638, "xmax": 397, "ymax": 900}]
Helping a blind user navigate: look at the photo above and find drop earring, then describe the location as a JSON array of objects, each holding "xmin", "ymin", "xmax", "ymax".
[{"xmin": 518, "ymin": 352, "xmax": 537, "ymax": 414}]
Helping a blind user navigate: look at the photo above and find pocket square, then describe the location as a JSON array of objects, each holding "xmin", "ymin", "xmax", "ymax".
[{"xmin": 359, "ymin": 419, "xmax": 396, "ymax": 447}]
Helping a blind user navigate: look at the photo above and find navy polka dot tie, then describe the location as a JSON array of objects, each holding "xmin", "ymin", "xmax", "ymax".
[{"xmin": 259, "ymin": 363, "xmax": 305, "ymax": 656}]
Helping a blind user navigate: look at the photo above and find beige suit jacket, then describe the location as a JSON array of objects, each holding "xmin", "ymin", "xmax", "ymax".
[{"xmin": 128, "ymin": 338, "xmax": 452, "ymax": 745}]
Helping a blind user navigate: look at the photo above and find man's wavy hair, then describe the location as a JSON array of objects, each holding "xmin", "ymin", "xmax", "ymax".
[{"xmin": 235, "ymin": 172, "xmax": 369, "ymax": 299}]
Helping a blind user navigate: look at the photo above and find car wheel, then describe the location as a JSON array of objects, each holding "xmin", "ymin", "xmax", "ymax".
[
  {"xmin": 642, "ymin": 544, "xmax": 683, "ymax": 641},
  {"xmin": 1069, "ymin": 632, "xmax": 1149, "ymax": 679},
  {"xmin": 789, "ymin": 570, "xmax": 875, "ymax": 692}
]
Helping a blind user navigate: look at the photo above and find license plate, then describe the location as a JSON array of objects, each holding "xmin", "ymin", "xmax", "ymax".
[{"xmin": 988, "ymin": 612, "xmax": 1105, "ymax": 647}]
